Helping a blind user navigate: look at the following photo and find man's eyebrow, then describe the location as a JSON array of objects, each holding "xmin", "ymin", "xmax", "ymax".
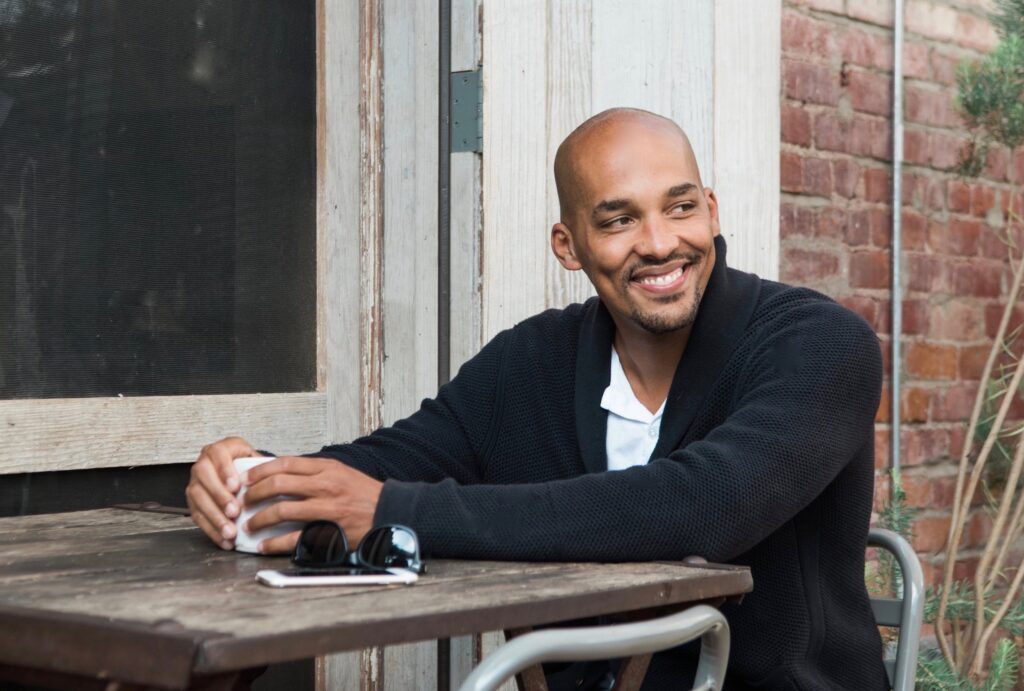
[
  {"xmin": 591, "ymin": 198, "xmax": 630, "ymax": 220},
  {"xmin": 667, "ymin": 183, "xmax": 698, "ymax": 197}
]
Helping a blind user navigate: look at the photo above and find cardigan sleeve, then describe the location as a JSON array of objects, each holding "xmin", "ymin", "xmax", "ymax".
[
  {"xmin": 372, "ymin": 302, "xmax": 882, "ymax": 562},
  {"xmin": 308, "ymin": 328, "xmax": 510, "ymax": 485}
]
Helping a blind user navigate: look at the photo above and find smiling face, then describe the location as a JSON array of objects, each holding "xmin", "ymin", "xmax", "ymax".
[{"xmin": 551, "ymin": 111, "xmax": 720, "ymax": 339}]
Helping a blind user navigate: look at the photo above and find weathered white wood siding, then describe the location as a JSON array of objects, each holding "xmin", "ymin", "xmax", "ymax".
[
  {"xmin": 317, "ymin": 0, "xmax": 382, "ymax": 687},
  {"xmin": 379, "ymin": 0, "xmax": 442, "ymax": 687},
  {"xmin": 714, "ymin": 0, "xmax": 782, "ymax": 280},
  {"xmin": 481, "ymin": 0, "xmax": 778, "ymax": 345}
]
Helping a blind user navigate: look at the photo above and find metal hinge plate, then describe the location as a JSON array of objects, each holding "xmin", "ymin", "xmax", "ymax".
[{"xmin": 450, "ymin": 69, "xmax": 482, "ymax": 153}]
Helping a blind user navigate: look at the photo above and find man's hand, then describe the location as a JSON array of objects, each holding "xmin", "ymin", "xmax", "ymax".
[
  {"xmin": 241, "ymin": 457, "xmax": 384, "ymax": 554},
  {"xmin": 186, "ymin": 436, "xmax": 256, "ymax": 550}
]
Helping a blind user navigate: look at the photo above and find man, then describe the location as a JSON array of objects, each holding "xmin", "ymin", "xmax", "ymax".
[{"xmin": 187, "ymin": 108, "xmax": 887, "ymax": 689}]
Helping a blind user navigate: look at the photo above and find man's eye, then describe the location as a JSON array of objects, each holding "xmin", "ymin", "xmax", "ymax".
[
  {"xmin": 603, "ymin": 217, "xmax": 632, "ymax": 228},
  {"xmin": 672, "ymin": 202, "xmax": 696, "ymax": 214}
]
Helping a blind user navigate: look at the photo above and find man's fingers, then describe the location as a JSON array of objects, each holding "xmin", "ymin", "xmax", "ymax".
[
  {"xmin": 187, "ymin": 482, "xmax": 238, "ymax": 541},
  {"xmin": 245, "ymin": 498, "xmax": 328, "ymax": 534},
  {"xmin": 204, "ymin": 437, "xmax": 256, "ymax": 493},
  {"xmin": 244, "ymin": 456, "xmax": 328, "ymax": 485},
  {"xmin": 257, "ymin": 530, "xmax": 301, "ymax": 555},
  {"xmin": 243, "ymin": 472, "xmax": 322, "ymax": 506},
  {"xmin": 192, "ymin": 458, "xmax": 241, "ymax": 518}
]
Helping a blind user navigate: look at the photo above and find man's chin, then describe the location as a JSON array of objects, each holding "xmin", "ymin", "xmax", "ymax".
[
  {"xmin": 622, "ymin": 283, "xmax": 705, "ymax": 334},
  {"xmin": 628, "ymin": 304, "xmax": 699, "ymax": 335}
]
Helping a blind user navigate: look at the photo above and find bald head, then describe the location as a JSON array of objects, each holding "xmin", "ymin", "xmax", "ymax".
[{"xmin": 554, "ymin": 108, "xmax": 703, "ymax": 223}]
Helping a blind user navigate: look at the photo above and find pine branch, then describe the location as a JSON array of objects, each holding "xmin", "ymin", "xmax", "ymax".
[
  {"xmin": 918, "ymin": 648, "xmax": 969, "ymax": 690},
  {"xmin": 990, "ymin": 0, "xmax": 1024, "ymax": 39},
  {"xmin": 982, "ymin": 638, "xmax": 1019, "ymax": 691}
]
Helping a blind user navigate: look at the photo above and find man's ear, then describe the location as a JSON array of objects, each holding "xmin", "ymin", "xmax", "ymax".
[
  {"xmin": 551, "ymin": 222, "xmax": 583, "ymax": 271},
  {"xmin": 703, "ymin": 187, "xmax": 721, "ymax": 237}
]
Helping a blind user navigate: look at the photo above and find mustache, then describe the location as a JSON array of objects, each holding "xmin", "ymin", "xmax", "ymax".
[{"xmin": 625, "ymin": 251, "xmax": 703, "ymax": 281}]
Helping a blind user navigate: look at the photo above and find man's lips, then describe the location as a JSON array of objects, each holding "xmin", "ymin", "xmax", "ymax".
[{"xmin": 630, "ymin": 263, "xmax": 691, "ymax": 294}]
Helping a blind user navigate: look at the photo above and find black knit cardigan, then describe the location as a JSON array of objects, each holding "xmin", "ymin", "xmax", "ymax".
[{"xmin": 316, "ymin": 237, "xmax": 889, "ymax": 690}]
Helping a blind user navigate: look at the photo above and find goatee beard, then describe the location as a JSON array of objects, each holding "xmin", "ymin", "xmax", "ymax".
[{"xmin": 628, "ymin": 285, "xmax": 703, "ymax": 334}]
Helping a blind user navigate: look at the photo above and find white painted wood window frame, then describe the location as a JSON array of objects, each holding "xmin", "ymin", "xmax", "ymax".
[{"xmin": 1, "ymin": 2, "xmax": 362, "ymax": 475}]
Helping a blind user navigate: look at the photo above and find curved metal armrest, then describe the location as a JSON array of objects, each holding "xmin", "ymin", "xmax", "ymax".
[
  {"xmin": 457, "ymin": 604, "xmax": 730, "ymax": 691},
  {"xmin": 868, "ymin": 527, "xmax": 925, "ymax": 691}
]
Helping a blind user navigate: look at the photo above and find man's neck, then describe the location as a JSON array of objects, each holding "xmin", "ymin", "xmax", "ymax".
[{"xmin": 612, "ymin": 323, "xmax": 691, "ymax": 415}]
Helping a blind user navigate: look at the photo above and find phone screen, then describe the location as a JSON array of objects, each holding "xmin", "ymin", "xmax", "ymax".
[
  {"xmin": 276, "ymin": 567, "xmax": 391, "ymax": 577},
  {"xmin": 256, "ymin": 567, "xmax": 418, "ymax": 587}
]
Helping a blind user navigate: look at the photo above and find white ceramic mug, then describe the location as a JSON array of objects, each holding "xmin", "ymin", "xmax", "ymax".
[{"xmin": 232, "ymin": 456, "xmax": 304, "ymax": 554}]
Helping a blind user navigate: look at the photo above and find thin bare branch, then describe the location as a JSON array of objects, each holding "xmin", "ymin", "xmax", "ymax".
[
  {"xmin": 969, "ymin": 555, "xmax": 1024, "ymax": 678},
  {"xmin": 988, "ymin": 483, "xmax": 1024, "ymax": 591},
  {"xmin": 937, "ymin": 252, "xmax": 1024, "ymax": 664},
  {"xmin": 974, "ymin": 435, "xmax": 1024, "ymax": 630}
]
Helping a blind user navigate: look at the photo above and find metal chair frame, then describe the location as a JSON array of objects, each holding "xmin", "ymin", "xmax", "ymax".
[
  {"xmin": 457, "ymin": 604, "xmax": 730, "ymax": 691},
  {"xmin": 868, "ymin": 527, "xmax": 925, "ymax": 691}
]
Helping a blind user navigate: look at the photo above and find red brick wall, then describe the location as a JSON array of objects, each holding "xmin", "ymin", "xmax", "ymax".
[{"xmin": 780, "ymin": 0, "xmax": 1009, "ymax": 584}]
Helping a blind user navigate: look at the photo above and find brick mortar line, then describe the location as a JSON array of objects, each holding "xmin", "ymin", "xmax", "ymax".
[
  {"xmin": 782, "ymin": 231, "xmax": 1015, "ymax": 266},
  {"xmin": 782, "ymin": 35, "xmax": 992, "ymax": 63}
]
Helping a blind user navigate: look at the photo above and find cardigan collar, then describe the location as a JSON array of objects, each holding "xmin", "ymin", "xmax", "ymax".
[{"xmin": 574, "ymin": 235, "xmax": 762, "ymax": 474}]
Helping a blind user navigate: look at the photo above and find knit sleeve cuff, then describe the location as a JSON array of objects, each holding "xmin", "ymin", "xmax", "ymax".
[{"xmin": 373, "ymin": 479, "xmax": 423, "ymax": 528}]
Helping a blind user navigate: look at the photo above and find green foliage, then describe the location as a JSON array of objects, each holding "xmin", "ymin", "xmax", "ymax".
[
  {"xmin": 923, "ymin": 581, "xmax": 977, "ymax": 625},
  {"xmin": 983, "ymin": 639, "xmax": 1020, "ymax": 691},
  {"xmin": 957, "ymin": 33, "xmax": 1024, "ymax": 176},
  {"xmin": 918, "ymin": 582, "xmax": 1022, "ymax": 690},
  {"xmin": 879, "ymin": 470, "xmax": 917, "ymax": 539},
  {"xmin": 873, "ymin": 471, "xmax": 918, "ymax": 595},
  {"xmin": 918, "ymin": 649, "xmax": 970, "ymax": 691},
  {"xmin": 956, "ymin": 0, "xmax": 1024, "ymax": 175},
  {"xmin": 990, "ymin": 0, "xmax": 1024, "ymax": 39},
  {"xmin": 915, "ymin": 641, "xmax": 1020, "ymax": 691},
  {"xmin": 1001, "ymin": 593, "xmax": 1024, "ymax": 637},
  {"xmin": 923, "ymin": 578, "xmax": 1024, "ymax": 634}
]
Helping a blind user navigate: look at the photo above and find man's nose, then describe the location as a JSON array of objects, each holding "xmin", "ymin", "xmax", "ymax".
[{"xmin": 634, "ymin": 216, "xmax": 677, "ymax": 259}]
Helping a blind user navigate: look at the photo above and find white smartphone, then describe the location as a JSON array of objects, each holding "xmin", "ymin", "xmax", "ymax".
[{"xmin": 256, "ymin": 566, "xmax": 419, "ymax": 588}]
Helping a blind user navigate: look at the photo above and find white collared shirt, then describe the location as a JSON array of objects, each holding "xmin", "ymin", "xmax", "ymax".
[{"xmin": 600, "ymin": 348, "xmax": 665, "ymax": 471}]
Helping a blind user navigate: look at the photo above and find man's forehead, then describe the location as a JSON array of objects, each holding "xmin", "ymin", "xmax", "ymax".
[
  {"xmin": 567, "ymin": 113, "xmax": 686, "ymax": 161},
  {"xmin": 570, "ymin": 124, "xmax": 701, "ymax": 199},
  {"xmin": 553, "ymin": 108, "xmax": 703, "ymax": 221}
]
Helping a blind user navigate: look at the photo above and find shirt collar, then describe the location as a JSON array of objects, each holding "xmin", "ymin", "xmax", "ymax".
[{"xmin": 600, "ymin": 348, "xmax": 665, "ymax": 423}]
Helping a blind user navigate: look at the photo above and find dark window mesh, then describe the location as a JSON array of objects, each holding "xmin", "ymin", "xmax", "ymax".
[{"xmin": 0, "ymin": 0, "xmax": 317, "ymax": 398}]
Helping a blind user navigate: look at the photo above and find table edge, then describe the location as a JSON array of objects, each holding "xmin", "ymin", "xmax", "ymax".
[
  {"xmin": 193, "ymin": 565, "xmax": 753, "ymax": 673},
  {"xmin": 0, "ymin": 603, "xmax": 231, "ymax": 689}
]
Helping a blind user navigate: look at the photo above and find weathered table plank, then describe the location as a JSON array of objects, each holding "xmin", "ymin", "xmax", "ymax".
[{"xmin": 0, "ymin": 509, "xmax": 751, "ymax": 689}]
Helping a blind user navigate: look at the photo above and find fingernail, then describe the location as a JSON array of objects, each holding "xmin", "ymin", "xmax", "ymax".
[
  {"xmin": 225, "ymin": 502, "xmax": 238, "ymax": 518},
  {"xmin": 257, "ymin": 541, "xmax": 265, "ymax": 554},
  {"xmin": 226, "ymin": 476, "xmax": 240, "ymax": 492},
  {"xmin": 221, "ymin": 523, "xmax": 235, "ymax": 540},
  {"xmin": 240, "ymin": 472, "xmax": 251, "ymax": 486},
  {"xmin": 221, "ymin": 540, "xmax": 233, "ymax": 550}
]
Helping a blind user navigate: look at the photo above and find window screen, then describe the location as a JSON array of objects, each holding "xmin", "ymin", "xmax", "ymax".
[{"xmin": 0, "ymin": 0, "xmax": 317, "ymax": 399}]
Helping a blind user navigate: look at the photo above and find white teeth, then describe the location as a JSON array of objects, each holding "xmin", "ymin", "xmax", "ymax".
[{"xmin": 636, "ymin": 267, "xmax": 683, "ymax": 286}]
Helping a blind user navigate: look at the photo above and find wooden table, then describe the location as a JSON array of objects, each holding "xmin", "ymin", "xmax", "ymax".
[{"xmin": 0, "ymin": 507, "xmax": 752, "ymax": 691}]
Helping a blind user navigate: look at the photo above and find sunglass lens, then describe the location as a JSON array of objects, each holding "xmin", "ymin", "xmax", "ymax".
[
  {"xmin": 293, "ymin": 521, "xmax": 348, "ymax": 567},
  {"xmin": 358, "ymin": 526, "xmax": 423, "ymax": 573}
]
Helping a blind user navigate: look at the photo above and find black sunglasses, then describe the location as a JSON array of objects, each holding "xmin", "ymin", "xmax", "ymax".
[{"xmin": 292, "ymin": 521, "xmax": 424, "ymax": 574}]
